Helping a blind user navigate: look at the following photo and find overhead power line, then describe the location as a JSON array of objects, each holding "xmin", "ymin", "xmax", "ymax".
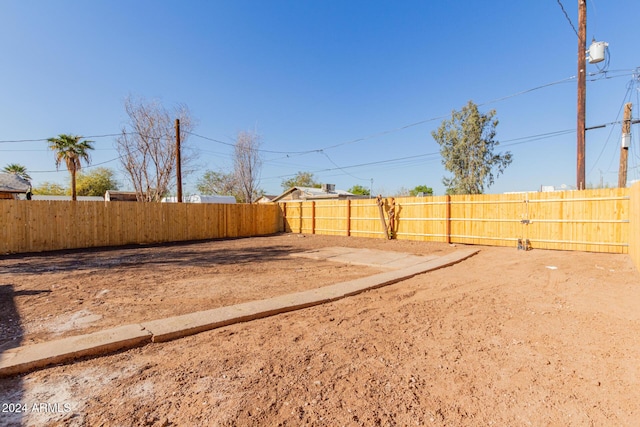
[
  {"xmin": 3, "ymin": 70, "xmax": 634, "ymax": 156},
  {"xmin": 556, "ymin": 0, "xmax": 579, "ymax": 38},
  {"xmin": 0, "ymin": 133, "xmax": 122, "ymax": 144},
  {"xmin": 262, "ymin": 128, "xmax": 575, "ymax": 182},
  {"xmin": 186, "ymin": 131, "xmax": 321, "ymax": 155},
  {"xmin": 189, "ymin": 71, "xmax": 631, "ymax": 158}
]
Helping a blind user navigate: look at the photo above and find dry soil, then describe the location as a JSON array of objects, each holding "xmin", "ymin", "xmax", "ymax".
[{"xmin": 1, "ymin": 234, "xmax": 639, "ymax": 426}]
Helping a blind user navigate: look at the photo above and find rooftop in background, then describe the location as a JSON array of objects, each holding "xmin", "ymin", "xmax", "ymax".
[
  {"xmin": 272, "ymin": 185, "xmax": 363, "ymax": 203},
  {"xmin": 0, "ymin": 173, "xmax": 31, "ymax": 199},
  {"xmin": 0, "ymin": 173, "xmax": 31, "ymax": 193}
]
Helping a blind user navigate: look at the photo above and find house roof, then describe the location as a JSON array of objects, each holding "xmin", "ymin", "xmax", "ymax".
[
  {"xmin": 0, "ymin": 173, "xmax": 31, "ymax": 193},
  {"xmin": 271, "ymin": 186, "xmax": 354, "ymax": 202}
]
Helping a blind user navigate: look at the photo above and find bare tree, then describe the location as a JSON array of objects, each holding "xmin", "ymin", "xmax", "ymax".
[
  {"xmin": 116, "ymin": 96, "xmax": 194, "ymax": 201},
  {"xmin": 233, "ymin": 130, "xmax": 263, "ymax": 203}
]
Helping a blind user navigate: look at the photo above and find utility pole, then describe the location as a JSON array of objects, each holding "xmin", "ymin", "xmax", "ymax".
[
  {"xmin": 576, "ymin": 0, "xmax": 587, "ymax": 190},
  {"xmin": 618, "ymin": 103, "xmax": 632, "ymax": 188},
  {"xmin": 175, "ymin": 119, "xmax": 183, "ymax": 203}
]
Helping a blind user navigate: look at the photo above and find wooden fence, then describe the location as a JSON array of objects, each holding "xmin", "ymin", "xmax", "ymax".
[
  {"xmin": 0, "ymin": 201, "xmax": 282, "ymax": 254},
  {"xmin": 281, "ymin": 188, "xmax": 631, "ymax": 254},
  {"xmin": 2, "ymin": 187, "xmax": 638, "ymax": 264},
  {"xmin": 630, "ymin": 182, "xmax": 640, "ymax": 270}
]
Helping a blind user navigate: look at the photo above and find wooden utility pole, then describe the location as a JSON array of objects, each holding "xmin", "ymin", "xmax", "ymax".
[
  {"xmin": 576, "ymin": 0, "xmax": 587, "ymax": 190},
  {"xmin": 618, "ymin": 103, "xmax": 632, "ymax": 188},
  {"xmin": 175, "ymin": 119, "xmax": 183, "ymax": 203}
]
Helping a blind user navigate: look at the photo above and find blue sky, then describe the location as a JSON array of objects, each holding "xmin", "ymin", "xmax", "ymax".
[{"xmin": 1, "ymin": 0, "xmax": 639, "ymax": 196}]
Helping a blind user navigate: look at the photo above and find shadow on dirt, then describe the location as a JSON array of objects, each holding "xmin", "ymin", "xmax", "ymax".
[
  {"xmin": 0, "ymin": 284, "xmax": 47, "ymax": 426},
  {"xmin": 0, "ymin": 239, "xmax": 298, "ymax": 276}
]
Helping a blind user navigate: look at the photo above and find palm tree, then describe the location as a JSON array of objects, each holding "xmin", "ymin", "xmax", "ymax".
[
  {"xmin": 47, "ymin": 134, "xmax": 94, "ymax": 201},
  {"xmin": 3, "ymin": 163, "xmax": 31, "ymax": 180}
]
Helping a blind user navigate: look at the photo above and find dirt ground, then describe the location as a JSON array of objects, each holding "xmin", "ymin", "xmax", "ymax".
[{"xmin": 1, "ymin": 233, "xmax": 639, "ymax": 426}]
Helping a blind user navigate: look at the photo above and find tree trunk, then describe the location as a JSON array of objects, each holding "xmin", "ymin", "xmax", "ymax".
[{"xmin": 71, "ymin": 169, "xmax": 77, "ymax": 201}]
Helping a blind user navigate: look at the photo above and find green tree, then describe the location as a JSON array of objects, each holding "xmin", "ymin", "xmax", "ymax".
[
  {"xmin": 74, "ymin": 167, "xmax": 119, "ymax": 196},
  {"xmin": 281, "ymin": 171, "xmax": 321, "ymax": 190},
  {"xmin": 47, "ymin": 134, "xmax": 94, "ymax": 201},
  {"xmin": 431, "ymin": 100, "xmax": 512, "ymax": 195},
  {"xmin": 197, "ymin": 170, "xmax": 239, "ymax": 199},
  {"xmin": 3, "ymin": 163, "xmax": 31, "ymax": 181},
  {"xmin": 409, "ymin": 185, "xmax": 433, "ymax": 196},
  {"xmin": 32, "ymin": 182, "xmax": 67, "ymax": 195},
  {"xmin": 348, "ymin": 184, "xmax": 370, "ymax": 196}
]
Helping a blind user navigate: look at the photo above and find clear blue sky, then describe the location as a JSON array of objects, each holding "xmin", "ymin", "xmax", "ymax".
[{"xmin": 1, "ymin": 0, "xmax": 639, "ymax": 196}]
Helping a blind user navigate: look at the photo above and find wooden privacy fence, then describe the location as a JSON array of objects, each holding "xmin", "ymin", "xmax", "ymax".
[
  {"xmin": 281, "ymin": 188, "xmax": 631, "ymax": 254},
  {"xmin": 630, "ymin": 182, "xmax": 640, "ymax": 270},
  {"xmin": 2, "ymin": 187, "xmax": 638, "ymax": 266},
  {"xmin": 0, "ymin": 201, "xmax": 282, "ymax": 254}
]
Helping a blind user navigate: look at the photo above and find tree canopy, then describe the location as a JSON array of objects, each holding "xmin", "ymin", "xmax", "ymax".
[
  {"xmin": 348, "ymin": 184, "xmax": 370, "ymax": 196},
  {"xmin": 431, "ymin": 100, "xmax": 512, "ymax": 195},
  {"xmin": 196, "ymin": 170, "xmax": 239, "ymax": 200},
  {"xmin": 47, "ymin": 134, "xmax": 94, "ymax": 201},
  {"xmin": 409, "ymin": 185, "xmax": 433, "ymax": 196},
  {"xmin": 32, "ymin": 181, "xmax": 66, "ymax": 196},
  {"xmin": 281, "ymin": 171, "xmax": 321, "ymax": 190},
  {"xmin": 74, "ymin": 167, "xmax": 119, "ymax": 196},
  {"xmin": 3, "ymin": 163, "xmax": 31, "ymax": 181}
]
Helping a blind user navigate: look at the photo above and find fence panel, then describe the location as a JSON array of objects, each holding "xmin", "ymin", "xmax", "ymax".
[
  {"xmin": 629, "ymin": 182, "xmax": 640, "ymax": 270},
  {"xmin": 314, "ymin": 201, "xmax": 348, "ymax": 235},
  {"xmin": 350, "ymin": 199, "xmax": 385, "ymax": 238},
  {"xmin": 280, "ymin": 189, "xmax": 631, "ymax": 254},
  {"xmin": 527, "ymin": 188, "xmax": 629, "ymax": 253},
  {"xmin": 393, "ymin": 196, "xmax": 449, "ymax": 242},
  {"xmin": 449, "ymin": 193, "xmax": 524, "ymax": 247},
  {"xmin": 4, "ymin": 189, "xmax": 632, "ymax": 256},
  {"xmin": 0, "ymin": 201, "xmax": 282, "ymax": 254}
]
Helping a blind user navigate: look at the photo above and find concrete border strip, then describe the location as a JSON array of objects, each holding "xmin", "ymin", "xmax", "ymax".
[
  {"xmin": 0, "ymin": 325, "xmax": 152, "ymax": 377},
  {"xmin": 0, "ymin": 248, "xmax": 478, "ymax": 377}
]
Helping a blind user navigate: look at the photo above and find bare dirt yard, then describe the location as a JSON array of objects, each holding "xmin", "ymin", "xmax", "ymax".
[{"xmin": 1, "ymin": 233, "xmax": 639, "ymax": 426}]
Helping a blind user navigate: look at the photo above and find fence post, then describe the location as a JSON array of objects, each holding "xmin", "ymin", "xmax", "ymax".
[
  {"xmin": 311, "ymin": 201, "xmax": 316, "ymax": 234},
  {"xmin": 445, "ymin": 194, "xmax": 451, "ymax": 244},
  {"xmin": 299, "ymin": 202, "xmax": 303, "ymax": 233},
  {"xmin": 346, "ymin": 199, "xmax": 351, "ymax": 236},
  {"xmin": 281, "ymin": 202, "xmax": 287, "ymax": 232}
]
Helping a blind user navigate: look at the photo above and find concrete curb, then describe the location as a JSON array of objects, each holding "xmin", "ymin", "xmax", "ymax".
[
  {"xmin": 0, "ymin": 325, "xmax": 152, "ymax": 377},
  {"xmin": 0, "ymin": 248, "xmax": 478, "ymax": 377}
]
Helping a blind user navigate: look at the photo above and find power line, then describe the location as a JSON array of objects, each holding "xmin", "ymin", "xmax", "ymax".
[
  {"xmin": 4, "ymin": 71, "xmax": 633, "ymax": 157},
  {"xmin": 0, "ymin": 133, "xmax": 122, "ymax": 144},
  {"xmin": 588, "ymin": 79, "xmax": 635, "ymax": 177},
  {"xmin": 556, "ymin": 0, "xmax": 579, "ymax": 38},
  {"xmin": 185, "ymin": 131, "xmax": 321, "ymax": 155},
  {"xmin": 262, "ymin": 128, "xmax": 574, "ymax": 182},
  {"xmin": 319, "ymin": 151, "xmax": 369, "ymax": 182},
  {"xmin": 194, "ymin": 72, "xmax": 631, "ymax": 158}
]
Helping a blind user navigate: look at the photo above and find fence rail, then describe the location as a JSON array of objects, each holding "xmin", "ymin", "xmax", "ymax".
[
  {"xmin": 280, "ymin": 188, "xmax": 631, "ymax": 254},
  {"xmin": 0, "ymin": 201, "xmax": 282, "ymax": 254}
]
